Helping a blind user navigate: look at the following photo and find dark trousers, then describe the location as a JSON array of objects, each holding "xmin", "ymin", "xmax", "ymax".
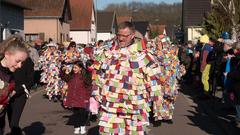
[
  {"xmin": 0, "ymin": 94, "xmax": 27, "ymax": 135},
  {"xmin": 0, "ymin": 109, "xmax": 6, "ymax": 135},
  {"xmin": 34, "ymin": 70, "xmax": 42, "ymax": 85},
  {"xmin": 8, "ymin": 94, "xmax": 27, "ymax": 129},
  {"xmin": 73, "ymin": 108, "xmax": 89, "ymax": 127}
]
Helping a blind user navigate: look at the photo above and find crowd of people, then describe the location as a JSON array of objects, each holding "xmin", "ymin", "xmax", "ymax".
[
  {"xmin": 178, "ymin": 32, "xmax": 240, "ymax": 125},
  {"xmin": 0, "ymin": 21, "xmax": 239, "ymax": 135}
]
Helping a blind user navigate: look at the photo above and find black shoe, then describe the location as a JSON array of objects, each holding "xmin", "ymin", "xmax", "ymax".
[
  {"xmin": 10, "ymin": 127, "xmax": 23, "ymax": 135},
  {"xmin": 90, "ymin": 115, "xmax": 98, "ymax": 122},
  {"xmin": 53, "ymin": 96, "xmax": 58, "ymax": 102},
  {"xmin": 163, "ymin": 119, "xmax": 173, "ymax": 124},
  {"xmin": 153, "ymin": 120, "xmax": 162, "ymax": 127}
]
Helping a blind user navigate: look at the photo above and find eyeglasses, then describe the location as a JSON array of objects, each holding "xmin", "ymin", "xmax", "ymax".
[{"xmin": 117, "ymin": 33, "xmax": 132, "ymax": 38}]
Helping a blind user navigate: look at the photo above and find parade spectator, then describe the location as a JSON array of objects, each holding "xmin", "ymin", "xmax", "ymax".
[
  {"xmin": 226, "ymin": 41, "xmax": 240, "ymax": 124},
  {"xmin": 200, "ymin": 35, "xmax": 214, "ymax": 97},
  {"xmin": 206, "ymin": 38, "xmax": 217, "ymax": 95},
  {"xmin": 0, "ymin": 36, "xmax": 28, "ymax": 135},
  {"xmin": 209, "ymin": 37, "xmax": 225, "ymax": 97},
  {"xmin": 193, "ymin": 40, "xmax": 203, "ymax": 88},
  {"xmin": 222, "ymin": 39, "xmax": 235, "ymax": 103},
  {"xmin": 183, "ymin": 41, "xmax": 194, "ymax": 83},
  {"xmin": 61, "ymin": 61, "xmax": 91, "ymax": 135},
  {"xmin": 9, "ymin": 57, "xmax": 34, "ymax": 135},
  {"xmin": 26, "ymin": 42, "xmax": 41, "ymax": 88}
]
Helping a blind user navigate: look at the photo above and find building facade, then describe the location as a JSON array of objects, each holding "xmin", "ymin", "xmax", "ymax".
[
  {"xmin": 23, "ymin": 0, "xmax": 72, "ymax": 43},
  {"xmin": 182, "ymin": 0, "xmax": 211, "ymax": 42},
  {"xmin": 69, "ymin": 0, "xmax": 96, "ymax": 45},
  {"xmin": 97, "ymin": 11, "xmax": 117, "ymax": 41},
  {"xmin": 0, "ymin": 0, "xmax": 27, "ymax": 41}
]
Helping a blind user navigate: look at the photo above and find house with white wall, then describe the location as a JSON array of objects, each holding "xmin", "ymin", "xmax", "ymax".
[
  {"xmin": 96, "ymin": 11, "xmax": 117, "ymax": 41},
  {"xmin": 23, "ymin": 0, "xmax": 72, "ymax": 43},
  {"xmin": 69, "ymin": 0, "xmax": 96, "ymax": 45},
  {"xmin": 182, "ymin": 0, "xmax": 211, "ymax": 42}
]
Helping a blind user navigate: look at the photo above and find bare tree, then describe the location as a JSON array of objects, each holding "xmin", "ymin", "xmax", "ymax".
[{"xmin": 214, "ymin": 0, "xmax": 240, "ymax": 41}]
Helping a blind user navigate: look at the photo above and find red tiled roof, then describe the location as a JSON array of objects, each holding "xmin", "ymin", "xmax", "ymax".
[
  {"xmin": 97, "ymin": 11, "xmax": 115, "ymax": 32},
  {"xmin": 149, "ymin": 24, "xmax": 166, "ymax": 35},
  {"xmin": 69, "ymin": 0, "xmax": 94, "ymax": 31},
  {"xmin": 116, "ymin": 16, "xmax": 132, "ymax": 25},
  {"xmin": 21, "ymin": 0, "xmax": 66, "ymax": 18}
]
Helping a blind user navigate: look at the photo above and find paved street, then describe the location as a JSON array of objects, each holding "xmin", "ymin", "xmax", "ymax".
[{"xmin": 5, "ymin": 84, "xmax": 238, "ymax": 135}]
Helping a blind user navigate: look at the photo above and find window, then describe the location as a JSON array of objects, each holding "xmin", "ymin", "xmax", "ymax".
[{"xmin": 25, "ymin": 34, "xmax": 39, "ymax": 42}]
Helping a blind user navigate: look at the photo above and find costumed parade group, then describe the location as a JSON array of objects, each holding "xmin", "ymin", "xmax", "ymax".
[{"xmin": 0, "ymin": 21, "xmax": 182, "ymax": 135}]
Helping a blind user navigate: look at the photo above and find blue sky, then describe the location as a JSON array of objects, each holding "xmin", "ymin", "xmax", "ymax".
[{"xmin": 96, "ymin": 0, "xmax": 182, "ymax": 10}]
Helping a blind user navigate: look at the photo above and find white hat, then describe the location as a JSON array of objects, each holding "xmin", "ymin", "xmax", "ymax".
[
  {"xmin": 224, "ymin": 39, "xmax": 234, "ymax": 46},
  {"xmin": 47, "ymin": 42, "xmax": 57, "ymax": 47}
]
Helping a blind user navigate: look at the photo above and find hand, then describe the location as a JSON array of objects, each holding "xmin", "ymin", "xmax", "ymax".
[
  {"xmin": 223, "ymin": 72, "xmax": 228, "ymax": 76},
  {"xmin": 228, "ymin": 54, "xmax": 235, "ymax": 58},
  {"xmin": 94, "ymin": 95, "xmax": 101, "ymax": 103},
  {"xmin": 65, "ymin": 68, "xmax": 70, "ymax": 74},
  {"xmin": 0, "ymin": 105, "xmax": 3, "ymax": 111},
  {"xmin": 11, "ymin": 90, "xmax": 16, "ymax": 97}
]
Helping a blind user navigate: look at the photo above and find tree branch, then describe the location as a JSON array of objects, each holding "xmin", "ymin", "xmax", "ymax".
[{"xmin": 216, "ymin": 0, "xmax": 228, "ymax": 13}]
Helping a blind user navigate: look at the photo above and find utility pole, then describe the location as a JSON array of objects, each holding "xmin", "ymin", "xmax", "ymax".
[{"xmin": 95, "ymin": 0, "xmax": 98, "ymax": 42}]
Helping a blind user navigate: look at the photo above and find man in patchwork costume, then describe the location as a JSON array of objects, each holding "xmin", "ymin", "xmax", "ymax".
[
  {"xmin": 38, "ymin": 43, "xmax": 62, "ymax": 101},
  {"xmin": 92, "ymin": 22, "xmax": 164, "ymax": 135},
  {"xmin": 154, "ymin": 35, "xmax": 180, "ymax": 122}
]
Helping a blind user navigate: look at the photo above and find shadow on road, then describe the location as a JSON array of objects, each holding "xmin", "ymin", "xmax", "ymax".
[
  {"xmin": 180, "ymin": 82, "xmax": 240, "ymax": 135},
  {"xmin": 87, "ymin": 126, "xmax": 99, "ymax": 135},
  {"xmin": 22, "ymin": 122, "xmax": 45, "ymax": 135},
  {"xmin": 64, "ymin": 111, "xmax": 99, "ymax": 135}
]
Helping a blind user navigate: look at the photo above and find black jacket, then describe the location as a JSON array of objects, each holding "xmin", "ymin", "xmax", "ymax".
[
  {"xmin": 227, "ymin": 54, "xmax": 240, "ymax": 104},
  {"xmin": 13, "ymin": 58, "xmax": 34, "ymax": 97}
]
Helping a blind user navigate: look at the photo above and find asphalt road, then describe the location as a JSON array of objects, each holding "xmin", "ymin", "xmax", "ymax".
[{"xmin": 4, "ymin": 85, "xmax": 229, "ymax": 135}]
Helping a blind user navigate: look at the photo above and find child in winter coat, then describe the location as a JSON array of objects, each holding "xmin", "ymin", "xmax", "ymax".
[{"xmin": 62, "ymin": 61, "xmax": 91, "ymax": 134}]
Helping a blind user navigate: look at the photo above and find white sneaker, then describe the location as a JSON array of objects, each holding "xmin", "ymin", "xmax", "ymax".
[
  {"xmin": 80, "ymin": 126, "xmax": 86, "ymax": 134},
  {"xmin": 74, "ymin": 127, "xmax": 80, "ymax": 134}
]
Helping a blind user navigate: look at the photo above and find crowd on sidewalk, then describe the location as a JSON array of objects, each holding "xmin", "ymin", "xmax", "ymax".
[
  {"xmin": 0, "ymin": 21, "xmax": 240, "ymax": 135},
  {"xmin": 178, "ymin": 32, "xmax": 240, "ymax": 126}
]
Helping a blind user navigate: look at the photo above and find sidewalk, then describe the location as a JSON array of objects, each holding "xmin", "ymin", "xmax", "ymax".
[{"xmin": 180, "ymin": 82, "xmax": 240, "ymax": 135}]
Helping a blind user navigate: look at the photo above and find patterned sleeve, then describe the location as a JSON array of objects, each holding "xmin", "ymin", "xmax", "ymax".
[
  {"xmin": 142, "ymin": 52, "xmax": 164, "ymax": 120},
  {"xmin": 91, "ymin": 51, "xmax": 106, "ymax": 103}
]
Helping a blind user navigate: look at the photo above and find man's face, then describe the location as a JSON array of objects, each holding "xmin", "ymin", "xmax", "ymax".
[
  {"xmin": 117, "ymin": 28, "xmax": 135, "ymax": 48},
  {"xmin": 224, "ymin": 43, "xmax": 231, "ymax": 51},
  {"xmin": 69, "ymin": 46, "xmax": 76, "ymax": 51},
  {"xmin": 49, "ymin": 46, "xmax": 56, "ymax": 52}
]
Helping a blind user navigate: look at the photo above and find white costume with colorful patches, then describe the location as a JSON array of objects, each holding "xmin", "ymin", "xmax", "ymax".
[
  {"xmin": 38, "ymin": 49, "xmax": 62, "ymax": 99},
  {"xmin": 92, "ymin": 39, "xmax": 164, "ymax": 135},
  {"xmin": 154, "ymin": 35, "xmax": 180, "ymax": 120}
]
